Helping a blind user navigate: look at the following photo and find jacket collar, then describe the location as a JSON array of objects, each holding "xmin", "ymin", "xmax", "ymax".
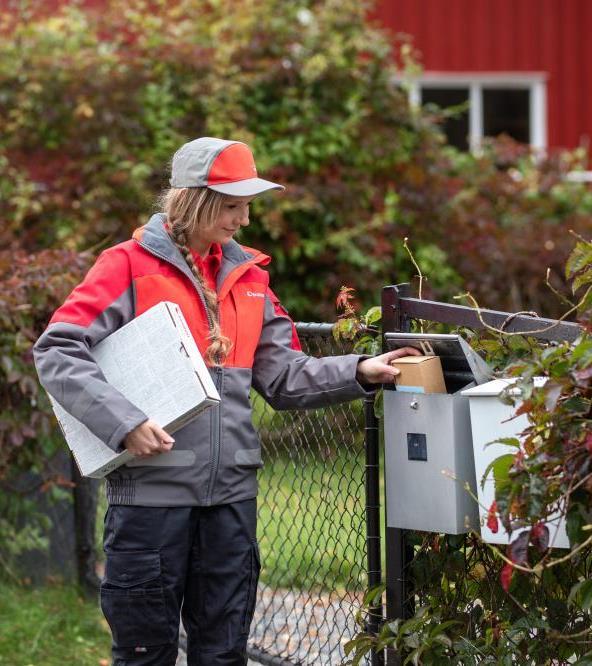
[{"xmin": 133, "ymin": 213, "xmax": 270, "ymax": 295}]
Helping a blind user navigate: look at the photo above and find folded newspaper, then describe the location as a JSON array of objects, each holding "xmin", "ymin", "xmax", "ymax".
[{"xmin": 48, "ymin": 301, "xmax": 220, "ymax": 478}]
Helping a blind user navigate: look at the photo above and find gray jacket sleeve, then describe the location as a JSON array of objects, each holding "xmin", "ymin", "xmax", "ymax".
[
  {"xmin": 33, "ymin": 247, "xmax": 148, "ymax": 452},
  {"xmin": 251, "ymin": 290, "xmax": 373, "ymax": 410}
]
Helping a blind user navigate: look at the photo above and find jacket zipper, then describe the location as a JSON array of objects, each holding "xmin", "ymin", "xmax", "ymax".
[
  {"xmin": 206, "ymin": 366, "xmax": 223, "ymax": 505},
  {"xmin": 137, "ymin": 239, "xmax": 224, "ymax": 504}
]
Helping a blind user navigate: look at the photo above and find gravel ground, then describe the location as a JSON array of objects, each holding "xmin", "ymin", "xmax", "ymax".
[{"xmin": 176, "ymin": 583, "xmax": 363, "ymax": 665}]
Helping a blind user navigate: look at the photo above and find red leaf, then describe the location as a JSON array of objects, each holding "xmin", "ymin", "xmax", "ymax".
[
  {"xmin": 585, "ymin": 432, "xmax": 592, "ymax": 455},
  {"xmin": 487, "ymin": 500, "xmax": 499, "ymax": 533},
  {"xmin": 512, "ymin": 450, "xmax": 525, "ymax": 471},
  {"xmin": 530, "ymin": 522, "xmax": 550, "ymax": 552},
  {"xmin": 514, "ymin": 399, "xmax": 533, "ymax": 417},
  {"xmin": 508, "ymin": 531, "xmax": 530, "ymax": 566},
  {"xmin": 500, "ymin": 563, "xmax": 513, "ymax": 592},
  {"xmin": 335, "ymin": 286, "xmax": 355, "ymax": 311}
]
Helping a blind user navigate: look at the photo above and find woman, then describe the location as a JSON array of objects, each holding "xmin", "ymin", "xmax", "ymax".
[{"xmin": 34, "ymin": 137, "xmax": 418, "ymax": 666}]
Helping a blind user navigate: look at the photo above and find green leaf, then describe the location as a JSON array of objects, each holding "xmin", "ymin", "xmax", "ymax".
[
  {"xmin": 566, "ymin": 504, "xmax": 586, "ymax": 544},
  {"xmin": 484, "ymin": 437, "xmax": 520, "ymax": 449},
  {"xmin": 573, "ymin": 266, "xmax": 592, "ymax": 292},
  {"xmin": 571, "ymin": 337, "xmax": 592, "ymax": 363},
  {"xmin": 433, "ymin": 634, "xmax": 453, "ymax": 648},
  {"xmin": 569, "ymin": 580, "xmax": 592, "ymax": 611},
  {"xmin": 566, "ymin": 240, "xmax": 592, "ymax": 280},
  {"xmin": 363, "ymin": 583, "xmax": 386, "ymax": 606},
  {"xmin": 364, "ymin": 306, "xmax": 382, "ymax": 326},
  {"xmin": 482, "ymin": 453, "xmax": 515, "ymax": 494}
]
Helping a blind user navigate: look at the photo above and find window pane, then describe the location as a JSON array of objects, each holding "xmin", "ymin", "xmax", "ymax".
[
  {"xmin": 421, "ymin": 87, "xmax": 470, "ymax": 150},
  {"xmin": 483, "ymin": 88, "xmax": 530, "ymax": 143}
]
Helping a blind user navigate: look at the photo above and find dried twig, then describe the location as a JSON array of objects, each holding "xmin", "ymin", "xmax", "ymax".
[
  {"xmin": 454, "ymin": 287, "xmax": 589, "ymax": 337},
  {"xmin": 545, "ymin": 267, "xmax": 575, "ymax": 308},
  {"xmin": 403, "ymin": 237, "xmax": 425, "ymax": 333}
]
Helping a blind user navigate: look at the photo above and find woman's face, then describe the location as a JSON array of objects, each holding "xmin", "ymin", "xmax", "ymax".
[{"xmin": 195, "ymin": 196, "xmax": 254, "ymax": 249}]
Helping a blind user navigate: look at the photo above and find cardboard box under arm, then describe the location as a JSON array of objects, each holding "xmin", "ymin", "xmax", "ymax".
[{"xmin": 47, "ymin": 301, "xmax": 220, "ymax": 478}]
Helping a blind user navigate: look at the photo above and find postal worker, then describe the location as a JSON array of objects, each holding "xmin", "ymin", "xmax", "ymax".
[{"xmin": 34, "ymin": 137, "xmax": 419, "ymax": 666}]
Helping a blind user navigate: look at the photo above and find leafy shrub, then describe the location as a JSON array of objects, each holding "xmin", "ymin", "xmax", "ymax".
[
  {"xmin": 344, "ymin": 238, "xmax": 592, "ymax": 665},
  {"xmin": 2, "ymin": 1, "xmax": 591, "ymax": 322},
  {"xmin": 439, "ymin": 139, "xmax": 592, "ymax": 320},
  {"xmin": 0, "ymin": 248, "xmax": 91, "ymax": 572},
  {"xmin": 0, "ymin": 0, "xmax": 450, "ymax": 321}
]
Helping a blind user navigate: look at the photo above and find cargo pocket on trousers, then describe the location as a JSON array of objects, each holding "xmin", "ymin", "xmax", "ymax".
[
  {"xmin": 100, "ymin": 549, "xmax": 171, "ymax": 648},
  {"xmin": 241, "ymin": 540, "xmax": 261, "ymax": 634}
]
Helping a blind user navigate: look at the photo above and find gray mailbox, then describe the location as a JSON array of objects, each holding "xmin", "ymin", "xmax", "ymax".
[{"xmin": 383, "ymin": 333, "xmax": 492, "ymax": 535}]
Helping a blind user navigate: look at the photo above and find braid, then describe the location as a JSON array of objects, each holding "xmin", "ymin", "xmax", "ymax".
[{"xmin": 165, "ymin": 196, "xmax": 233, "ymax": 366}]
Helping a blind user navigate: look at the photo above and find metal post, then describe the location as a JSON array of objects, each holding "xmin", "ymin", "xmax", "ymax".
[
  {"xmin": 364, "ymin": 393, "xmax": 384, "ymax": 666},
  {"xmin": 71, "ymin": 457, "xmax": 101, "ymax": 596},
  {"xmin": 381, "ymin": 285, "xmax": 414, "ymax": 666}
]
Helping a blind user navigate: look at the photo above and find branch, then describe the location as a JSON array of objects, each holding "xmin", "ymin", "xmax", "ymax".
[
  {"xmin": 547, "ymin": 627, "xmax": 592, "ymax": 643},
  {"xmin": 545, "ymin": 267, "xmax": 575, "ymax": 308},
  {"xmin": 403, "ymin": 237, "xmax": 425, "ymax": 333},
  {"xmin": 454, "ymin": 287, "xmax": 589, "ymax": 337}
]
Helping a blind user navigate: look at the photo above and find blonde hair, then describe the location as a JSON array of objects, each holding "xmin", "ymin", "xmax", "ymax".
[{"xmin": 159, "ymin": 186, "xmax": 233, "ymax": 366}]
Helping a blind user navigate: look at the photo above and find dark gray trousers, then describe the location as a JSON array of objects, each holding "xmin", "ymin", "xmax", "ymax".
[{"xmin": 100, "ymin": 499, "xmax": 260, "ymax": 666}]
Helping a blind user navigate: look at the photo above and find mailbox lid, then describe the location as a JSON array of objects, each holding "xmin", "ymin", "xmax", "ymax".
[
  {"xmin": 461, "ymin": 376, "xmax": 547, "ymax": 397},
  {"xmin": 384, "ymin": 332, "xmax": 492, "ymax": 393}
]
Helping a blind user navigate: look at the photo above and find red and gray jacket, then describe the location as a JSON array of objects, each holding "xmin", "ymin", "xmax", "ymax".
[{"xmin": 34, "ymin": 214, "xmax": 370, "ymax": 506}]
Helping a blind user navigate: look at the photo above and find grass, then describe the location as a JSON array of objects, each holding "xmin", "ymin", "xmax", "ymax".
[
  {"xmin": 256, "ymin": 450, "xmax": 369, "ymax": 592},
  {"xmin": 0, "ymin": 583, "xmax": 111, "ymax": 666}
]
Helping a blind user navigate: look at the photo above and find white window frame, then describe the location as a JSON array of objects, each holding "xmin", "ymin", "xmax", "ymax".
[{"xmin": 404, "ymin": 72, "xmax": 548, "ymax": 153}]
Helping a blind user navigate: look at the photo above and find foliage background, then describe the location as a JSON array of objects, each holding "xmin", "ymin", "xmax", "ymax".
[
  {"xmin": 3, "ymin": 0, "xmax": 591, "ymax": 319},
  {"xmin": 1, "ymin": 2, "xmax": 592, "ymax": 662}
]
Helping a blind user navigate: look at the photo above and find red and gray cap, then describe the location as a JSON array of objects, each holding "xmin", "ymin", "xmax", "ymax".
[{"xmin": 169, "ymin": 137, "xmax": 285, "ymax": 196}]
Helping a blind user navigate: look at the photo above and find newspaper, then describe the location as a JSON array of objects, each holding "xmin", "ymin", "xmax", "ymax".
[{"xmin": 49, "ymin": 301, "xmax": 220, "ymax": 478}]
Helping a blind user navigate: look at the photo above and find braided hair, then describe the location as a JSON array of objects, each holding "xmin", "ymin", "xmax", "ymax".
[{"xmin": 159, "ymin": 186, "xmax": 233, "ymax": 366}]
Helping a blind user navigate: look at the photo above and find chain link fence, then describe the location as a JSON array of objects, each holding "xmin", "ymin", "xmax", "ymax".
[{"xmin": 247, "ymin": 323, "xmax": 372, "ymax": 666}]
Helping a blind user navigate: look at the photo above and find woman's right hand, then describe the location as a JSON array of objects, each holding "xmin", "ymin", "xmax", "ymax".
[{"xmin": 123, "ymin": 419, "xmax": 175, "ymax": 458}]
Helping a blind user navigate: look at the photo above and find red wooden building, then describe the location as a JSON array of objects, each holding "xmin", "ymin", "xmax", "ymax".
[
  {"xmin": 4, "ymin": 0, "xmax": 591, "ymax": 156},
  {"xmin": 372, "ymin": 0, "xmax": 592, "ymax": 154}
]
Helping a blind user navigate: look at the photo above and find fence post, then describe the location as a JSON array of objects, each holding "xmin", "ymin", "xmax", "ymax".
[
  {"xmin": 364, "ymin": 392, "xmax": 384, "ymax": 666},
  {"xmin": 71, "ymin": 457, "xmax": 101, "ymax": 596},
  {"xmin": 382, "ymin": 284, "xmax": 415, "ymax": 666}
]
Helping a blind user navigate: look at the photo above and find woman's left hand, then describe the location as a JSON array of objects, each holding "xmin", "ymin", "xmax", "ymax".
[{"xmin": 356, "ymin": 346, "xmax": 423, "ymax": 385}]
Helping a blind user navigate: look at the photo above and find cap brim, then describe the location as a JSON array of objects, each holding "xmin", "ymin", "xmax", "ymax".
[{"xmin": 207, "ymin": 178, "xmax": 285, "ymax": 197}]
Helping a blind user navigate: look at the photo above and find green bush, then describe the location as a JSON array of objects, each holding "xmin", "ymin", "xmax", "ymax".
[
  {"xmin": 0, "ymin": 249, "xmax": 92, "ymax": 574},
  {"xmin": 345, "ymin": 238, "xmax": 592, "ymax": 665},
  {"xmin": 0, "ymin": 0, "xmax": 449, "ymax": 321},
  {"xmin": 3, "ymin": 1, "xmax": 590, "ymax": 321}
]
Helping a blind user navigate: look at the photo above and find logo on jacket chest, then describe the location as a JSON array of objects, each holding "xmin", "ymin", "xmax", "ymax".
[{"xmin": 246, "ymin": 291, "xmax": 265, "ymax": 298}]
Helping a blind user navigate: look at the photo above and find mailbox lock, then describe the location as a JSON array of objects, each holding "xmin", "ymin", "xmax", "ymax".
[{"xmin": 409, "ymin": 400, "xmax": 419, "ymax": 410}]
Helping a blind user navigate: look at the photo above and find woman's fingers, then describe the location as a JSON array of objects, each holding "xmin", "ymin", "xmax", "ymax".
[
  {"xmin": 383, "ymin": 346, "xmax": 423, "ymax": 363},
  {"xmin": 148, "ymin": 421, "xmax": 175, "ymax": 446},
  {"xmin": 124, "ymin": 419, "xmax": 174, "ymax": 457},
  {"xmin": 356, "ymin": 346, "xmax": 425, "ymax": 384}
]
